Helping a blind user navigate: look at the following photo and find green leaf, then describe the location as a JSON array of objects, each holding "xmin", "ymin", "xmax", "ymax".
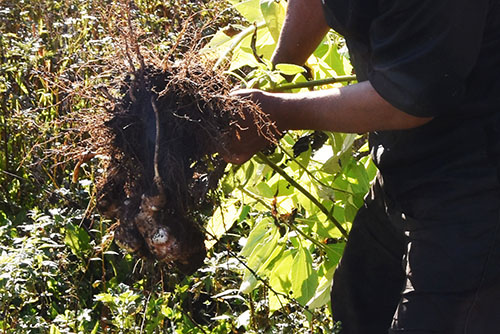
[
  {"xmin": 321, "ymin": 42, "xmax": 346, "ymax": 76},
  {"xmin": 240, "ymin": 217, "xmax": 273, "ymax": 257},
  {"xmin": 305, "ymin": 265, "xmax": 335, "ymax": 310},
  {"xmin": 269, "ymin": 178, "xmax": 294, "ymax": 197},
  {"xmin": 230, "ymin": 0, "xmax": 264, "ymax": 23},
  {"xmin": 245, "ymin": 225, "xmax": 279, "ymax": 272},
  {"xmin": 290, "ymin": 246, "xmax": 318, "ymax": 305},
  {"xmin": 94, "ymin": 293, "xmax": 114, "ymax": 305},
  {"xmin": 240, "ymin": 271, "xmax": 260, "ymax": 294},
  {"xmin": 238, "ymin": 205, "xmax": 251, "ymax": 222},
  {"xmin": 202, "ymin": 30, "xmax": 234, "ymax": 55},
  {"xmin": 64, "ymin": 223, "xmax": 91, "ymax": 258},
  {"xmin": 90, "ymin": 321, "xmax": 99, "ymax": 334},
  {"xmin": 49, "ymin": 324, "xmax": 61, "ymax": 334},
  {"xmin": 229, "ymin": 39, "xmax": 261, "ymax": 71},
  {"xmin": 314, "ymin": 213, "xmax": 345, "ymax": 239},
  {"xmin": 268, "ymin": 250, "xmax": 294, "ymax": 311},
  {"xmin": 315, "ymin": 183, "xmax": 336, "ymax": 202},
  {"xmin": 240, "ymin": 222, "xmax": 279, "ymax": 293},
  {"xmin": 275, "ymin": 63, "xmax": 306, "ymax": 76},
  {"xmin": 255, "ymin": 181, "xmax": 275, "ymax": 198},
  {"xmin": 257, "ymin": 240, "xmax": 285, "ymax": 275},
  {"xmin": 321, "ymin": 156, "xmax": 342, "ymax": 175},
  {"xmin": 340, "ymin": 133, "xmax": 357, "ymax": 155},
  {"xmin": 206, "ymin": 201, "xmax": 239, "ymax": 249},
  {"xmin": 325, "ymin": 243, "xmax": 345, "ymax": 267},
  {"xmin": 244, "ymin": 160, "xmax": 256, "ymax": 185},
  {"xmin": 260, "ymin": 0, "xmax": 286, "ymax": 41}
]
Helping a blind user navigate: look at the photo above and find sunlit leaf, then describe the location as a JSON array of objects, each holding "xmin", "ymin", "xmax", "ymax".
[
  {"xmin": 290, "ymin": 246, "xmax": 318, "ymax": 305},
  {"xmin": 268, "ymin": 249, "xmax": 294, "ymax": 311},
  {"xmin": 240, "ymin": 221, "xmax": 279, "ymax": 292},
  {"xmin": 306, "ymin": 265, "xmax": 335, "ymax": 310},
  {"xmin": 240, "ymin": 217, "xmax": 274, "ymax": 257},
  {"xmin": 260, "ymin": 0, "xmax": 286, "ymax": 41},
  {"xmin": 206, "ymin": 201, "xmax": 239, "ymax": 249},
  {"xmin": 275, "ymin": 63, "xmax": 306, "ymax": 76},
  {"xmin": 229, "ymin": 0, "xmax": 264, "ymax": 23},
  {"xmin": 64, "ymin": 223, "xmax": 91, "ymax": 258}
]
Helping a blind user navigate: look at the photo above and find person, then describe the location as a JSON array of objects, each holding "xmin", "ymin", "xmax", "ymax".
[{"xmin": 223, "ymin": 0, "xmax": 500, "ymax": 333}]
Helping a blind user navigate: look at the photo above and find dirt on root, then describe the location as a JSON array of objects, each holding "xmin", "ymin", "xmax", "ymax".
[{"xmin": 94, "ymin": 57, "xmax": 276, "ymax": 274}]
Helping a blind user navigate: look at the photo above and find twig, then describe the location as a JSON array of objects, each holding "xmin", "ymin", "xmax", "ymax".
[
  {"xmin": 250, "ymin": 23, "xmax": 265, "ymax": 65},
  {"xmin": 256, "ymin": 152, "xmax": 348, "ymax": 238},
  {"xmin": 1, "ymin": 170, "xmax": 23, "ymax": 180},
  {"xmin": 164, "ymin": 14, "xmax": 194, "ymax": 70},
  {"xmin": 284, "ymin": 218, "xmax": 327, "ymax": 251},
  {"xmin": 126, "ymin": 1, "xmax": 145, "ymax": 72},
  {"xmin": 140, "ymin": 292, "xmax": 152, "ymax": 334}
]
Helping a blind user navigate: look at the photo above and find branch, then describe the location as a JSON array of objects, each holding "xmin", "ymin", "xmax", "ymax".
[{"xmin": 256, "ymin": 152, "xmax": 348, "ymax": 238}]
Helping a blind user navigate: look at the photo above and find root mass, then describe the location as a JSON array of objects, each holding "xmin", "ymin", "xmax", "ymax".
[{"xmin": 95, "ymin": 58, "xmax": 274, "ymax": 274}]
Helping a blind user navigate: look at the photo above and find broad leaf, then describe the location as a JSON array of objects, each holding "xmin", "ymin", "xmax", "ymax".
[
  {"xmin": 64, "ymin": 223, "xmax": 91, "ymax": 259},
  {"xmin": 275, "ymin": 63, "xmax": 306, "ymax": 76},
  {"xmin": 260, "ymin": 0, "xmax": 286, "ymax": 41},
  {"xmin": 290, "ymin": 246, "xmax": 318, "ymax": 305},
  {"xmin": 240, "ymin": 217, "xmax": 274, "ymax": 257},
  {"xmin": 306, "ymin": 265, "xmax": 335, "ymax": 310},
  {"xmin": 268, "ymin": 250, "xmax": 294, "ymax": 311},
  {"xmin": 229, "ymin": 0, "xmax": 264, "ymax": 23},
  {"xmin": 206, "ymin": 201, "xmax": 239, "ymax": 249}
]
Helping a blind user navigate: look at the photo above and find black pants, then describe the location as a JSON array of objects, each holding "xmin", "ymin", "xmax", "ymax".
[{"xmin": 331, "ymin": 174, "xmax": 500, "ymax": 333}]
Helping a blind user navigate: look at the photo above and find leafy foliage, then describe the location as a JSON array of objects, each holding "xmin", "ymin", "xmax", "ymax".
[
  {"xmin": 0, "ymin": 0, "xmax": 375, "ymax": 332},
  {"xmin": 203, "ymin": 0, "xmax": 376, "ymax": 322}
]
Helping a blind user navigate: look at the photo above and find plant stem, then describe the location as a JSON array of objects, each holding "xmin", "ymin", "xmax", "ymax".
[
  {"xmin": 256, "ymin": 152, "xmax": 348, "ymax": 238},
  {"xmin": 239, "ymin": 185, "xmax": 330, "ymax": 248},
  {"xmin": 284, "ymin": 217, "xmax": 327, "ymax": 251},
  {"xmin": 213, "ymin": 21, "xmax": 266, "ymax": 70},
  {"xmin": 273, "ymin": 75, "xmax": 357, "ymax": 91},
  {"xmin": 277, "ymin": 141, "xmax": 352, "ymax": 195},
  {"xmin": 238, "ymin": 186, "xmax": 272, "ymax": 210}
]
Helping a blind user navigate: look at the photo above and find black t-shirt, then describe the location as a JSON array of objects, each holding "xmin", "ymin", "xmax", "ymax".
[{"xmin": 321, "ymin": 0, "xmax": 500, "ymax": 215}]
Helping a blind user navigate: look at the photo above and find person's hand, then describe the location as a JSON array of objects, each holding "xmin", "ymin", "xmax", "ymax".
[{"xmin": 223, "ymin": 89, "xmax": 282, "ymax": 164}]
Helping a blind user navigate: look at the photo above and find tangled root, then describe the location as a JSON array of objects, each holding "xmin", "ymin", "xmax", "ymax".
[{"xmin": 94, "ymin": 56, "xmax": 276, "ymax": 274}]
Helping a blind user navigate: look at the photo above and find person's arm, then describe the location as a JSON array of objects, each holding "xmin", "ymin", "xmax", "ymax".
[
  {"xmin": 270, "ymin": 0, "xmax": 330, "ymax": 66},
  {"xmin": 254, "ymin": 82, "xmax": 432, "ymax": 133},
  {"xmin": 225, "ymin": 82, "xmax": 432, "ymax": 164},
  {"xmin": 223, "ymin": 0, "xmax": 436, "ymax": 164}
]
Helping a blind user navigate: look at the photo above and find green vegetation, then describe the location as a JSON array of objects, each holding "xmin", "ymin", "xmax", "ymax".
[{"xmin": 0, "ymin": 0, "xmax": 374, "ymax": 332}]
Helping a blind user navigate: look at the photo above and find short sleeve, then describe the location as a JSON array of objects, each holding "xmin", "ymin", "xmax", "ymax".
[{"xmin": 367, "ymin": 0, "xmax": 490, "ymax": 117}]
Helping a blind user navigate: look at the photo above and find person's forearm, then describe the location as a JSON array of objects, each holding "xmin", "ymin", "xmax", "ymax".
[
  {"xmin": 271, "ymin": 0, "xmax": 330, "ymax": 65},
  {"xmin": 263, "ymin": 82, "xmax": 432, "ymax": 133}
]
